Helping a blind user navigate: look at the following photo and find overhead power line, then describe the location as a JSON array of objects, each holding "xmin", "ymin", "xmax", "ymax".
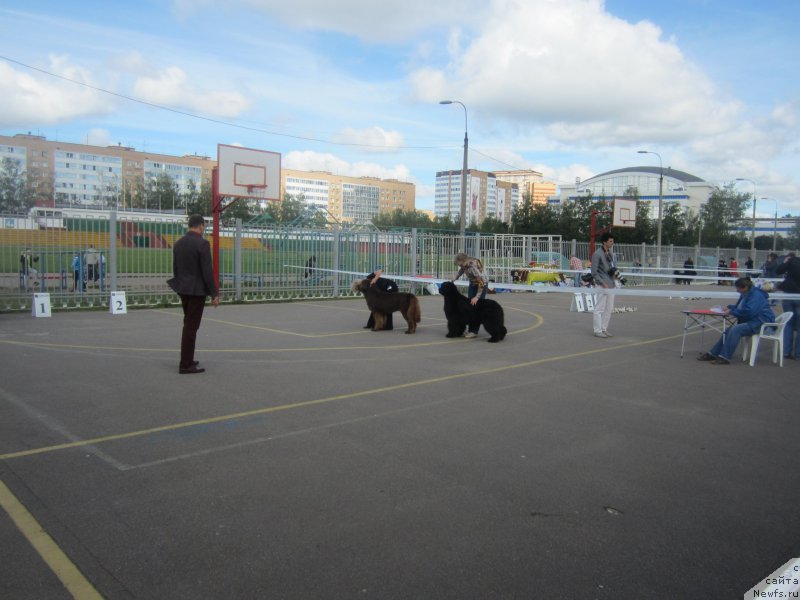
[{"xmin": 2, "ymin": 55, "xmax": 540, "ymax": 174}]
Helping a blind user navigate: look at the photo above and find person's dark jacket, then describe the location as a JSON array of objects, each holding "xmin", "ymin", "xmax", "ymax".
[
  {"xmin": 167, "ymin": 231, "xmax": 218, "ymax": 297},
  {"xmin": 367, "ymin": 272, "xmax": 398, "ymax": 293},
  {"xmin": 762, "ymin": 258, "xmax": 779, "ymax": 278},
  {"xmin": 775, "ymin": 256, "xmax": 800, "ymax": 293}
]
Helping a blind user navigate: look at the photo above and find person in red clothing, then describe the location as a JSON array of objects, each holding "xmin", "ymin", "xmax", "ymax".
[{"xmin": 729, "ymin": 257, "xmax": 739, "ymax": 278}]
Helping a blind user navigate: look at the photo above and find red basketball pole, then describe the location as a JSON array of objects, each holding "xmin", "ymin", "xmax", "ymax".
[
  {"xmin": 589, "ymin": 210, "xmax": 612, "ymax": 257},
  {"xmin": 211, "ymin": 167, "xmax": 221, "ymax": 287}
]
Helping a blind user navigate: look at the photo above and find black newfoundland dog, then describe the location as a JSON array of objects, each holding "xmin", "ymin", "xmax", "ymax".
[
  {"xmin": 439, "ymin": 281, "xmax": 507, "ymax": 343},
  {"xmin": 351, "ymin": 279, "xmax": 421, "ymax": 334}
]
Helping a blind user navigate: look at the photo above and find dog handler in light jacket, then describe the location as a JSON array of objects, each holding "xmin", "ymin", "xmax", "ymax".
[
  {"xmin": 591, "ymin": 232, "xmax": 616, "ymax": 338},
  {"xmin": 452, "ymin": 252, "xmax": 488, "ymax": 339}
]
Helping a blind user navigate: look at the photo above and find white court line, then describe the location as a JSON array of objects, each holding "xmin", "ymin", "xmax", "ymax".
[{"xmin": 0, "ymin": 385, "xmax": 131, "ymax": 471}]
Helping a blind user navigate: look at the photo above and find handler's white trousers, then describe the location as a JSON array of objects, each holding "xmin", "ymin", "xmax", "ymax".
[{"xmin": 593, "ymin": 289, "xmax": 615, "ymax": 334}]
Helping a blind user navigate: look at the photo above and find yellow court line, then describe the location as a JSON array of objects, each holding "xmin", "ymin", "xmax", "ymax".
[
  {"xmin": 0, "ymin": 332, "xmax": 680, "ymax": 462},
  {"xmin": 0, "ymin": 479, "xmax": 103, "ymax": 599}
]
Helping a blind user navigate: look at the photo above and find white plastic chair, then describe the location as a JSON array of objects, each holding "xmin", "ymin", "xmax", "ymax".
[{"xmin": 742, "ymin": 312, "xmax": 793, "ymax": 367}]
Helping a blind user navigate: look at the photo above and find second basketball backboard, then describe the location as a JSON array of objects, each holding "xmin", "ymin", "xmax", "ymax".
[
  {"xmin": 613, "ymin": 198, "xmax": 637, "ymax": 228},
  {"xmin": 217, "ymin": 144, "xmax": 281, "ymax": 201}
]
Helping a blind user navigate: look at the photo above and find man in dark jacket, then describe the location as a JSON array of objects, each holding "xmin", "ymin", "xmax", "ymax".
[
  {"xmin": 697, "ymin": 277, "xmax": 775, "ymax": 365},
  {"xmin": 167, "ymin": 214, "xmax": 219, "ymax": 374},
  {"xmin": 776, "ymin": 252, "xmax": 800, "ymax": 359}
]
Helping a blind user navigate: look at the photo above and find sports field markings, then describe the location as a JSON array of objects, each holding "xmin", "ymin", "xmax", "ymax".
[
  {"xmin": 0, "ymin": 479, "xmax": 103, "ymax": 599},
  {"xmin": 0, "ymin": 332, "xmax": 681, "ymax": 462},
  {"xmin": 0, "ymin": 307, "xmax": 543, "ymax": 353}
]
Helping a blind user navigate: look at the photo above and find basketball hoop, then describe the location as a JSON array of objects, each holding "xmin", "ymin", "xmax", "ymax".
[
  {"xmin": 246, "ymin": 184, "xmax": 268, "ymax": 199},
  {"xmin": 613, "ymin": 198, "xmax": 637, "ymax": 229}
]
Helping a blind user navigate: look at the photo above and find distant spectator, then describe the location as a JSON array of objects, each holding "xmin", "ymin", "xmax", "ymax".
[
  {"xmin": 682, "ymin": 257, "xmax": 696, "ymax": 285},
  {"xmin": 72, "ymin": 254, "xmax": 82, "ymax": 291},
  {"xmin": 19, "ymin": 248, "xmax": 39, "ymax": 291},
  {"xmin": 729, "ymin": 257, "xmax": 739, "ymax": 279},
  {"xmin": 762, "ymin": 253, "xmax": 780, "ymax": 279},
  {"xmin": 775, "ymin": 252, "xmax": 800, "ymax": 360},
  {"xmin": 85, "ymin": 245, "xmax": 99, "ymax": 286},
  {"xmin": 744, "ymin": 256, "xmax": 754, "ymax": 276},
  {"xmin": 569, "ymin": 254, "xmax": 583, "ymax": 287}
]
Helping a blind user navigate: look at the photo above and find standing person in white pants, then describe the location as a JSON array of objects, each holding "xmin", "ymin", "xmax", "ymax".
[{"xmin": 591, "ymin": 232, "xmax": 616, "ymax": 338}]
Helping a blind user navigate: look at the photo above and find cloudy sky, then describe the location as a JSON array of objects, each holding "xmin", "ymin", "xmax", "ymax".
[{"xmin": 1, "ymin": 0, "xmax": 798, "ymax": 215}]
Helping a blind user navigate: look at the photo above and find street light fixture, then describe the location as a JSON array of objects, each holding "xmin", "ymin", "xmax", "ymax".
[
  {"xmin": 760, "ymin": 197, "xmax": 779, "ymax": 253},
  {"xmin": 736, "ymin": 178, "xmax": 757, "ymax": 256},
  {"xmin": 637, "ymin": 150, "xmax": 663, "ymax": 268},
  {"xmin": 440, "ymin": 100, "xmax": 468, "ymax": 238}
]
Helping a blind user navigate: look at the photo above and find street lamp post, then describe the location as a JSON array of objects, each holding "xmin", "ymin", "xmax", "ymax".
[
  {"xmin": 637, "ymin": 150, "xmax": 663, "ymax": 268},
  {"xmin": 761, "ymin": 197, "xmax": 778, "ymax": 253},
  {"xmin": 440, "ymin": 100, "xmax": 468, "ymax": 238},
  {"xmin": 736, "ymin": 178, "xmax": 757, "ymax": 256}
]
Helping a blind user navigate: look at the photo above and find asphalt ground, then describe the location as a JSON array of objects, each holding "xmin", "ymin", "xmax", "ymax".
[{"xmin": 1, "ymin": 285, "xmax": 798, "ymax": 600}]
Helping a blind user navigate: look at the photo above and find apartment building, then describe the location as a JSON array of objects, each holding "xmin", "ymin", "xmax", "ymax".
[
  {"xmin": 493, "ymin": 169, "xmax": 556, "ymax": 205},
  {"xmin": 1, "ymin": 133, "xmax": 214, "ymax": 208},
  {"xmin": 282, "ymin": 168, "xmax": 415, "ymax": 224},
  {"xmin": 1, "ymin": 134, "xmax": 415, "ymax": 223},
  {"xmin": 434, "ymin": 169, "xmax": 519, "ymax": 224}
]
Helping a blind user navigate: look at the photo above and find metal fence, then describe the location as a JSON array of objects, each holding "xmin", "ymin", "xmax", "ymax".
[{"xmin": 1, "ymin": 211, "xmax": 794, "ymax": 312}]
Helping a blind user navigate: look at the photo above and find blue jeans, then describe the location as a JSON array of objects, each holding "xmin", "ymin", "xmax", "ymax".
[
  {"xmin": 709, "ymin": 321, "xmax": 760, "ymax": 361},
  {"xmin": 781, "ymin": 299, "xmax": 800, "ymax": 358},
  {"xmin": 467, "ymin": 283, "xmax": 487, "ymax": 334}
]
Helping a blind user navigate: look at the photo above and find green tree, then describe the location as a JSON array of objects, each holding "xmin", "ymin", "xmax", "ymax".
[
  {"xmin": 0, "ymin": 157, "xmax": 33, "ymax": 214},
  {"xmin": 698, "ymin": 183, "xmax": 750, "ymax": 247},
  {"xmin": 659, "ymin": 202, "xmax": 686, "ymax": 245},
  {"xmin": 371, "ymin": 208, "xmax": 435, "ymax": 230},
  {"xmin": 431, "ymin": 214, "xmax": 459, "ymax": 231},
  {"xmin": 510, "ymin": 194, "xmax": 536, "ymax": 234},
  {"xmin": 477, "ymin": 215, "xmax": 509, "ymax": 234},
  {"xmin": 144, "ymin": 172, "xmax": 181, "ymax": 212},
  {"xmin": 556, "ymin": 199, "xmax": 583, "ymax": 241},
  {"xmin": 785, "ymin": 217, "xmax": 800, "ymax": 250},
  {"xmin": 182, "ymin": 180, "xmax": 199, "ymax": 214}
]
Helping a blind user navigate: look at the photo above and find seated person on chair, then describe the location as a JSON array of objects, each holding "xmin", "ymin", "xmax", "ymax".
[{"xmin": 698, "ymin": 277, "xmax": 775, "ymax": 365}]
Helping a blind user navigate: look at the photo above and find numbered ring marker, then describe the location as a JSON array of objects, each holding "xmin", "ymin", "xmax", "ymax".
[{"xmin": 110, "ymin": 291, "xmax": 127, "ymax": 315}]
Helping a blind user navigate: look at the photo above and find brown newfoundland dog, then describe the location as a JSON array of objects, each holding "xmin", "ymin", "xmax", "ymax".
[{"xmin": 351, "ymin": 279, "xmax": 421, "ymax": 333}]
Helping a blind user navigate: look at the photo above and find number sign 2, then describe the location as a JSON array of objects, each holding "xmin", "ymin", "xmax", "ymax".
[{"xmin": 110, "ymin": 291, "xmax": 127, "ymax": 315}]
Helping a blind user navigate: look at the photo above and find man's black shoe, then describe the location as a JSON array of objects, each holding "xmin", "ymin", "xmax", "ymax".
[{"xmin": 179, "ymin": 366, "xmax": 205, "ymax": 374}]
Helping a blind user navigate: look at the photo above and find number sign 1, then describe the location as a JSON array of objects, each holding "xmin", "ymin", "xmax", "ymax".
[{"xmin": 32, "ymin": 293, "xmax": 52, "ymax": 318}]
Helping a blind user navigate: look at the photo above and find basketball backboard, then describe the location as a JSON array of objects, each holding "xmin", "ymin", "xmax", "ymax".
[
  {"xmin": 217, "ymin": 144, "xmax": 281, "ymax": 201},
  {"xmin": 613, "ymin": 198, "xmax": 637, "ymax": 228}
]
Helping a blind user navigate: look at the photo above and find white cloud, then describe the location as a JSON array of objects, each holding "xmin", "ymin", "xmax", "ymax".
[
  {"xmin": 283, "ymin": 150, "xmax": 412, "ymax": 181},
  {"xmin": 133, "ymin": 66, "xmax": 251, "ymax": 118},
  {"xmin": 333, "ymin": 126, "xmax": 405, "ymax": 152},
  {"xmin": 174, "ymin": 0, "xmax": 486, "ymax": 43},
  {"xmin": 0, "ymin": 56, "xmax": 116, "ymax": 127},
  {"xmin": 86, "ymin": 128, "xmax": 112, "ymax": 147},
  {"xmin": 410, "ymin": 0, "xmax": 744, "ymax": 146}
]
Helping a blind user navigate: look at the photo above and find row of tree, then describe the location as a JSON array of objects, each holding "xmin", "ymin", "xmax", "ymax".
[
  {"xmin": 375, "ymin": 184, "xmax": 800, "ymax": 250},
  {"xmin": 2, "ymin": 158, "xmax": 797, "ymax": 246}
]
